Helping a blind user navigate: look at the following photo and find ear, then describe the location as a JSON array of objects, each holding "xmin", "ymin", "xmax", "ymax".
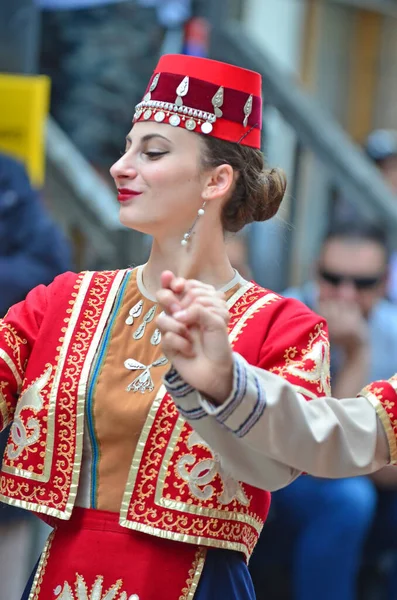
[{"xmin": 201, "ymin": 164, "xmax": 235, "ymax": 202}]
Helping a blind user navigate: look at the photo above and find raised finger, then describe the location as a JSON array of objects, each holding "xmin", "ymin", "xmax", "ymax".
[
  {"xmin": 156, "ymin": 288, "xmax": 182, "ymax": 315},
  {"xmin": 179, "ymin": 288, "xmax": 225, "ymax": 309},
  {"xmin": 160, "ymin": 271, "xmax": 176, "ymax": 290},
  {"xmin": 180, "ymin": 296, "xmax": 229, "ymax": 322},
  {"xmin": 156, "ymin": 313, "xmax": 191, "ymax": 339},
  {"xmin": 174, "ymin": 304, "xmax": 227, "ymax": 331}
]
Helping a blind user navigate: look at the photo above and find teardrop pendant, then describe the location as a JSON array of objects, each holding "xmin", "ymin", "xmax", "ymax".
[
  {"xmin": 151, "ymin": 329, "xmax": 161, "ymax": 346},
  {"xmin": 125, "ymin": 300, "xmax": 143, "ymax": 326}
]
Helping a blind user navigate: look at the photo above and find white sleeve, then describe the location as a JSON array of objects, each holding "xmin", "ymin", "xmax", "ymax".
[{"xmin": 163, "ymin": 353, "xmax": 391, "ymax": 490}]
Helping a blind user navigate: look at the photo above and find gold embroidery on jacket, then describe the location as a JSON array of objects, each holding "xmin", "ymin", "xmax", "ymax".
[
  {"xmin": 119, "ymin": 286, "xmax": 275, "ymax": 559},
  {"xmin": 228, "ymin": 292, "xmax": 280, "ymax": 345},
  {"xmin": 176, "ymin": 431, "xmax": 249, "ymax": 505},
  {"xmin": 6, "ymin": 365, "xmax": 52, "ymax": 460},
  {"xmin": 0, "ymin": 347, "xmax": 23, "ymax": 390},
  {"xmin": 29, "ymin": 530, "xmax": 55, "ymax": 600},
  {"xmin": 361, "ymin": 384, "xmax": 397, "ymax": 464},
  {"xmin": 120, "ymin": 389, "xmax": 262, "ymax": 559},
  {"xmin": 53, "ymin": 574, "xmax": 132, "ymax": 600},
  {"xmin": 179, "ymin": 547, "xmax": 207, "ymax": 600},
  {"xmin": 0, "ymin": 321, "xmax": 27, "ymax": 376},
  {"xmin": 0, "ymin": 324, "xmax": 27, "ymax": 426},
  {"xmin": 0, "ymin": 271, "xmax": 128, "ymax": 517},
  {"xmin": 0, "ymin": 382, "xmax": 10, "ymax": 428},
  {"xmin": 271, "ymin": 323, "xmax": 331, "ymax": 398}
]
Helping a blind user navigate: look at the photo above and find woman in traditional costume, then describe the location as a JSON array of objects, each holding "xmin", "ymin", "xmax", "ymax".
[{"xmin": 0, "ymin": 54, "xmax": 396, "ymax": 600}]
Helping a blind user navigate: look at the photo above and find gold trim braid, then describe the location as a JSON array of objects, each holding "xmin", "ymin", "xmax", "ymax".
[
  {"xmin": 66, "ymin": 269, "xmax": 128, "ymax": 518},
  {"xmin": 361, "ymin": 388, "xmax": 397, "ymax": 464},
  {"xmin": 0, "ymin": 348, "xmax": 22, "ymax": 389},
  {"xmin": 28, "ymin": 529, "xmax": 55, "ymax": 600},
  {"xmin": 228, "ymin": 293, "xmax": 279, "ymax": 345},
  {"xmin": 180, "ymin": 547, "xmax": 207, "ymax": 600}
]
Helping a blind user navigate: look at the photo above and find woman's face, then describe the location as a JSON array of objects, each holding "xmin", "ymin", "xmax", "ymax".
[{"xmin": 110, "ymin": 121, "xmax": 208, "ymax": 237}]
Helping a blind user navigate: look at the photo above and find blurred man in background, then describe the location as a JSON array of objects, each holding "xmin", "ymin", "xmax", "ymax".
[
  {"xmin": 0, "ymin": 151, "xmax": 71, "ymax": 600},
  {"xmin": 251, "ymin": 221, "xmax": 397, "ymax": 600}
]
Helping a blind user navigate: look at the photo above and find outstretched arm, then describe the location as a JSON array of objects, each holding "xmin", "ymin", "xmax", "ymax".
[{"xmin": 157, "ymin": 272, "xmax": 392, "ymax": 490}]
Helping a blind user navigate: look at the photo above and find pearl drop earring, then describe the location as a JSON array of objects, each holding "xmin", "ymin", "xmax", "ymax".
[{"xmin": 181, "ymin": 202, "xmax": 207, "ymax": 246}]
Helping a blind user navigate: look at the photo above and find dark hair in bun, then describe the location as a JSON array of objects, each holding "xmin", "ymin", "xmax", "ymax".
[{"xmin": 201, "ymin": 136, "xmax": 287, "ymax": 233}]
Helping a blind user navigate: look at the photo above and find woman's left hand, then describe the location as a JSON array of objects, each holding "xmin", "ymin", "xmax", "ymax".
[{"xmin": 156, "ymin": 271, "xmax": 234, "ymax": 405}]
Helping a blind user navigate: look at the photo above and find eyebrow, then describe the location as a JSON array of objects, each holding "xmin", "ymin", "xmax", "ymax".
[{"xmin": 125, "ymin": 133, "xmax": 172, "ymax": 145}]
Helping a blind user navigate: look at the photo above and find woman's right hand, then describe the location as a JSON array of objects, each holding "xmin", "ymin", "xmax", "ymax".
[{"xmin": 156, "ymin": 271, "xmax": 234, "ymax": 405}]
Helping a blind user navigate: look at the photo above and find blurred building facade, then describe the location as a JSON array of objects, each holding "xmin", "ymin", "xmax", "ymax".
[{"xmin": 236, "ymin": 0, "xmax": 397, "ymax": 288}]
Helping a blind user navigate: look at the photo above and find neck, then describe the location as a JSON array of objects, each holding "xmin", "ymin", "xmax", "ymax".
[{"xmin": 142, "ymin": 220, "xmax": 235, "ymax": 297}]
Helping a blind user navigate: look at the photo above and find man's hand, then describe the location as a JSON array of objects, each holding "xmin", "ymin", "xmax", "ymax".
[{"xmin": 317, "ymin": 299, "xmax": 369, "ymax": 356}]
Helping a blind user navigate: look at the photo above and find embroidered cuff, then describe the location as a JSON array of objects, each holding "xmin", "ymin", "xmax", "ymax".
[
  {"xmin": 163, "ymin": 366, "xmax": 194, "ymax": 398},
  {"xmin": 163, "ymin": 366, "xmax": 207, "ymax": 420},
  {"xmin": 198, "ymin": 353, "xmax": 266, "ymax": 437},
  {"xmin": 164, "ymin": 354, "xmax": 267, "ymax": 435},
  {"xmin": 360, "ymin": 379, "xmax": 397, "ymax": 465}
]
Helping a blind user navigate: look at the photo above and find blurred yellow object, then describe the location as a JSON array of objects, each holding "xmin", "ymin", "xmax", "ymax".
[{"xmin": 0, "ymin": 73, "xmax": 50, "ymax": 187}]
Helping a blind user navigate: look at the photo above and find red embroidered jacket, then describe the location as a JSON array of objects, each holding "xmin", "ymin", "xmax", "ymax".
[{"xmin": 0, "ymin": 270, "xmax": 332, "ymax": 559}]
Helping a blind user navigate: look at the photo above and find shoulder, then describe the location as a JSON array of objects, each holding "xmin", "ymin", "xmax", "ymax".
[
  {"xmin": 249, "ymin": 280, "xmax": 322, "ymax": 326},
  {"xmin": 47, "ymin": 269, "xmax": 126, "ymax": 295},
  {"xmin": 371, "ymin": 299, "xmax": 397, "ymax": 332}
]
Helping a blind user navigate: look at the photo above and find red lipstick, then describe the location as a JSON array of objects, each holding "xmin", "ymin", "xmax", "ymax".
[{"xmin": 117, "ymin": 188, "xmax": 142, "ymax": 202}]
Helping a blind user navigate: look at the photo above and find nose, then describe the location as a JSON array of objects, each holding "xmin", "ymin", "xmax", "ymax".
[
  {"xmin": 109, "ymin": 152, "xmax": 138, "ymax": 182},
  {"xmin": 337, "ymin": 280, "xmax": 358, "ymax": 302}
]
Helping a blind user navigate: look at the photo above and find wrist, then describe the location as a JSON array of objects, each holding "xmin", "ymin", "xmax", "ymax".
[
  {"xmin": 201, "ymin": 357, "xmax": 234, "ymax": 406},
  {"xmin": 344, "ymin": 340, "xmax": 370, "ymax": 361}
]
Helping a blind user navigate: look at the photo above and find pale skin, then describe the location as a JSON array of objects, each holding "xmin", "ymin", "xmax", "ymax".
[{"xmin": 110, "ymin": 121, "xmax": 238, "ymax": 404}]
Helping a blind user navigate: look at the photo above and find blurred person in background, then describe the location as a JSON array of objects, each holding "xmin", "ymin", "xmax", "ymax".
[
  {"xmin": 37, "ymin": 0, "xmax": 192, "ymax": 179},
  {"xmin": 0, "ymin": 152, "xmax": 72, "ymax": 316},
  {"xmin": 251, "ymin": 221, "xmax": 397, "ymax": 600},
  {"xmin": 0, "ymin": 150, "xmax": 72, "ymax": 600}
]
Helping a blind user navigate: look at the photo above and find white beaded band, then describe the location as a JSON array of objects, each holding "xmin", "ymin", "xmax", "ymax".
[{"xmin": 133, "ymin": 99, "xmax": 217, "ymax": 135}]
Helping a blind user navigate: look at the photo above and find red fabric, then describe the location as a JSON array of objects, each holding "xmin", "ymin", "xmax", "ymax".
[
  {"xmin": 0, "ymin": 271, "xmax": 123, "ymax": 518},
  {"xmin": 144, "ymin": 72, "xmax": 262, "ymax": 129},
  {"xmin": 362, "ymin": 379, "xmax": 397, "ymax": 457},
  {"xmin": 231, "ymin": 285, "xmax": 331, "ymax": 400},
  {"xmin": 35, "ymin": 508, "xmax": 200, "ymax": 600},
  {"xmin": 135, "ymin": 54, "xmax": 263, "ymax": 149},
  {"xmin": 155, "ymin": 54, "xmax": 262, "ymax": 95}
]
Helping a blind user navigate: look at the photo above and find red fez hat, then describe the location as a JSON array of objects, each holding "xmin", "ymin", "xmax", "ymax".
[{"xmin": 133, "ymin": 54, "xmax": 262, "ymax": 149}]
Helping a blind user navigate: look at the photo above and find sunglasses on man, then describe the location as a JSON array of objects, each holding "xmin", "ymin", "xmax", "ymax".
[{"xmin": 319, "ymin": 269, "xmax": 385, "ymax": 290}]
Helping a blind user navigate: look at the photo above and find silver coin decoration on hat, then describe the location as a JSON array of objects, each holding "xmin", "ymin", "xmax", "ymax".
[
  {"xmin": 243, "ymin": 94, "xmax": 253, "ymax": 127},
  {"xmin": 212, "ymin": 86, "xmax": 224, "ymax": 118},
  {"xmin": 143, "ymin": 73, "xmax": 160, "ymax": 103}
]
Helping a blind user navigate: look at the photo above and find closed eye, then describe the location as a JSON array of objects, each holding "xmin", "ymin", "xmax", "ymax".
[{"xmin": 144, "ymin": 151, "xmax": 168, "ymax": 159}]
